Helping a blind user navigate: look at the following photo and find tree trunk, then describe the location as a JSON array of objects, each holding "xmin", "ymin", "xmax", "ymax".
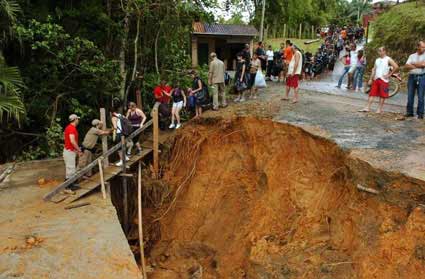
[
  {"xmin": 124, "ymin": 9, "xmax": 141, "ymax": 105},
  {"xmin": 154, "ymin": 27, "xmax": 161, "ymax": 75},
  {"xmin": 119, "ymin": 2, "xmax": 130, "ymax": 102}
]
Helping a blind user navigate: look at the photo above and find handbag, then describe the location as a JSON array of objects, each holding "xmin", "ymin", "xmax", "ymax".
[{"xmin": 235, "ymin": 79, "xmax": 247, "ymax": 92}]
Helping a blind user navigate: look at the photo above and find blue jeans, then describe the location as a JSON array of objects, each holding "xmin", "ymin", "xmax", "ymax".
[
  {"xmin": 407, "ymin": 74, "xmax": 425, "ymax": 116},
  {"xmin": 338, "ymin": 66, "xmax": 350, "ymax": 88},
  {"xmin": 353, "ymin": 66, "xmax": 365, "ymax": 90}
]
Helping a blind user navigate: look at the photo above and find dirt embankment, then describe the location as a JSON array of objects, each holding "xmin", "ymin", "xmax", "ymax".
[{"xmin": 147, "ymin": 117, "xmax": 425, "ymax": 278}]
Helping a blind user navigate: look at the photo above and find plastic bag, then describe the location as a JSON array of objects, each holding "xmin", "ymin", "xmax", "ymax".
[{"xmin": 254, "ymin": 71, "xmax": 267, "ymax": 88}]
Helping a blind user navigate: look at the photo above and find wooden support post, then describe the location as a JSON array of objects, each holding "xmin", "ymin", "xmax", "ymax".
[
  {"xmin": 191, "ymin": 36, "xmax": 198, "ymax": 69},
  {"xmin": 105, "ymin": 182, "xmax": 111, "ymax": 198},
  {"xmin": 136, "ymin": 89, "xmax": 142, "ymax": 109},
  {"xmin": 299, "ymin": 23, "xmax": 302, "ymax": 39},
  {"xmin": 100, "ymin": 108, "xmax": 109, "ymax": 166},
  {"xmin": 98, "ymin": 159, "xmax": 107, "ymax": 200},
  {"xmin": 138, "ymin": 161, "xmax": 148, "ymax": 279},
  {"xmin": 121, "ymin": 135, "xmax": 129, "ymax": 234},
  {"xmin": 152, "ymin": 102, "xmax": 159, "ymax": 179}
]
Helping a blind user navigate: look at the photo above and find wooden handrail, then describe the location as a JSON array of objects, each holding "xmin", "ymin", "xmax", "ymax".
[
  {"xmin": 151, "ymin": 102, "xmax": 160, "ymax": 178},
  {"xmin": 43, "ymin": 119, "xmax": 153, "ymax": 201}
]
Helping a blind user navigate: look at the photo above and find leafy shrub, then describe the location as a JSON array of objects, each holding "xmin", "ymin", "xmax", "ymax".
[{"xmin": 367, "ymin": 2, "xmax": 425, "ymax": 71}]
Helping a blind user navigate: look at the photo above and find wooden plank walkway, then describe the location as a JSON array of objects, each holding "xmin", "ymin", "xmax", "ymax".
[
  {"xmin": 59, "ymin": 130, "xmax": 175, "ymax": 204},
  {"xmin": 67, "ymin": 148, "xmax": 153, "ymax": 203}
]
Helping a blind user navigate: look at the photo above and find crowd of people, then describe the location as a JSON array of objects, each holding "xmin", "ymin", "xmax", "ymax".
[{"xmin": 60, "ymin": 25, "xmax": 425, "ymax": 192}]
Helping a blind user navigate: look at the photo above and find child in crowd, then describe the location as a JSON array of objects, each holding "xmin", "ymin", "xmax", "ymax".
[{"xmin": 169, "ymin": 83, "xmax": 186, "ymax": 129}]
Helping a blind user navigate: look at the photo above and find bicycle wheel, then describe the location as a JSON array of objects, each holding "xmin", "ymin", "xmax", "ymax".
[
  {"xmin": 364, "ymin": 79, "xmax": 400, "ymax": 98},
  {"xmin": 388, "ymin": 79, "xmax": 400, "ymax": 98}
]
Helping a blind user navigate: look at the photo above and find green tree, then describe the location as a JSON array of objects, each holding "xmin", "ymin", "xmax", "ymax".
[{"xmin": 0, "ymin": 0, "xmax": 25, "ymax": 122}]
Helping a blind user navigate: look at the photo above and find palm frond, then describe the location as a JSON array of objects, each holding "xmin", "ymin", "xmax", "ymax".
[
  {"xmin": 0, "ymin": 63, "xmax": 26, "ymax": 122},
  {"xmin": 0, "ymin": 0, "xmax": 22, "ymax": 22},
  {"xmin": 0, "ymin": 94, "xmax": 25, "ymax": 122},
  {"xmin": 0, "ymin": 64, "xmax": 25, "ymax": 93}
]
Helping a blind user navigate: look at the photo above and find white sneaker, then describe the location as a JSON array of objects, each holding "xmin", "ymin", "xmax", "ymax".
[
  {"xmin": 115, "ymin": 160, "xmax": 123, "ymax": 167},
  {"xmin": 234, "ymin": 96, "xmax": 240, "ymax": 102},
  {"xmin": 169, "ymin": 123, "xmax": 176, "ymax": 129},
  {"xmin": 240, "ymin": 97, "xmax": 246, "ymax": 102},
  {"xmin": 176, "ymin": 123, "xmax": 181, "ymax": 129},
  {"xmin": 125, "ymin": 156, "xmax": 130, "ymax": 161}
]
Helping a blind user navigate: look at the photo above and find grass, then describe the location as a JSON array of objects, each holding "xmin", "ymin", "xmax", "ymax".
[
  {"xmin": 367, "ymin": 1, "xmax": 425, "ymax": 71},
  {"xmin": 266, "ymin": 38, "xmax": 324, "ymax": 54}
]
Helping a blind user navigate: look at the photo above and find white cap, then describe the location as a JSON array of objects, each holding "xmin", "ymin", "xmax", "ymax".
[
  {"xmin": 91, "ymin": 119, "xmax": 101, "ymax": 126},
  {"xmin": 69, "ymin": 114, "xmax": 80, "ymax": 122}
]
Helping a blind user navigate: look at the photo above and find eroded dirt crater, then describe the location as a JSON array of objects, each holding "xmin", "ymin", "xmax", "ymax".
[{"xmin": 145, "ymin": 117, "xmax": 425, "ymax": 278}]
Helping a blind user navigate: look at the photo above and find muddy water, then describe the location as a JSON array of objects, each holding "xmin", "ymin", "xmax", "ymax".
[{"xmin": 145, "ymin": 117, "xmax": 425, "ymax": 278}]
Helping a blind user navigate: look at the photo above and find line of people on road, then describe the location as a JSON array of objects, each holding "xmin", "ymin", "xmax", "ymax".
[{"xmin": 333, "ymin": 40, "xmax": 425, "ymax": 116}]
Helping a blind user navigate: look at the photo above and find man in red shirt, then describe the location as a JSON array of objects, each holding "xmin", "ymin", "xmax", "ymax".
[
  {"xmin": 153, "ymin": 80, "xmax": 172, "ymax": 104},
  {"xmin": 63, "ymin": 114, "xmax": 82, "ymax": 190}
]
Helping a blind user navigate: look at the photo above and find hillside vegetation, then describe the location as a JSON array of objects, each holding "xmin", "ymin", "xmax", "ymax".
[{"xmin": 367, "ymin": 2, "xmax": 425, "ymax": 67}]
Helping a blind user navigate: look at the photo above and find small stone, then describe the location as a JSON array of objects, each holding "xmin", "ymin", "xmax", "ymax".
[{"xmin": 26, "ymin": 236, "xmax": 36, "ymax": 245}]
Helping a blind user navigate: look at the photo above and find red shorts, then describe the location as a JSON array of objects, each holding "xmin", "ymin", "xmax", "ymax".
[
  {"xmin": 286, "ymin": 75, "xmax": 299, "ymax": 88},
  {"xmin": 369, "ymin": 78, "xmax": 389, "ymax": 98}
]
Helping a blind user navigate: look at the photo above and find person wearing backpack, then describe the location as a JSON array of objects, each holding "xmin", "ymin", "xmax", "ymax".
[{"xmin": 111, "ymin": 107, "xmax": 133, "ymax": 167}]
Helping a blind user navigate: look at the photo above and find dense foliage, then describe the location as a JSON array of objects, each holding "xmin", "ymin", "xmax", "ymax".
[
  {"xmin": 224, "ymin": 0, "xmax": 372, "ymax": 38},
  {"xmin": 0, "ymin": 0, "xmax": 212, "ymax": 162},
  {"xmin": 367, "ymin": 1, "xmax": 425, "ymax": 69}
]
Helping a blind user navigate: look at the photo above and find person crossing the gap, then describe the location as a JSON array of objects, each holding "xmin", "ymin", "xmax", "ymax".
[
  {"xmin": 111, "ymin": 107, "xmax": 132, "ymax": 167},
  {"xmin": 78, "ymin": 119, "xmax": 111, "ymax": 178},
  {"xmin": 126, "ymin": 102, "xmax": 147, "ymax": 154},
  {"xmin": 63, "ymin": 114, "xmax": 82, "ymax": 190}
]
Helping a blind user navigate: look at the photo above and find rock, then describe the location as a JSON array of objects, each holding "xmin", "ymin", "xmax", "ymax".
[{"xmin": 26, "ymin": 236, "xmax": 36, "ymax": 245}]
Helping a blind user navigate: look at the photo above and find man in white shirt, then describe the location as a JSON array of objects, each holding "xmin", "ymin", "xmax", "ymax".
[
  {"xmin": 282, "ymin": 46, "xmax": 302, "ymax": 103},
  {"xmin": 359, "ymin": 47, "xmax": 399, "ymax": 114},
  {"xmin": 405, "ymin": 41, "xmax": 425, "ymax": 119},
  {"xmin": 265, "ymin": 45, "xmax": 274, "ymax": 80}
]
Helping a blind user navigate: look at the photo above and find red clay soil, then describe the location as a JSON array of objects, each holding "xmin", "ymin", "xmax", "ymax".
[{"xmin": 148, "ymin": 117, "xmax": 425, "ymax": 278}]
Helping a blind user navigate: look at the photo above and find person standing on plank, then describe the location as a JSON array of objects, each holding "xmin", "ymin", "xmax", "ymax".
[
  {"xmin": 405, "ymin": 41, "xmax": 425, "ymax": 119},
  {"xmin": 282, "ymin": 45, "xmax": 302, "ymax": 103},
  {"xmin": 63, "ymin": 114, "xmax": 82, "ymax": 190},
  {"xmin": 359, "ymin": 47, "xmax": 399, "ymax": 114},
  {"xmin": 78, "ymin": 119, "xmax": 111, "ymax": 178},
  {"xmin": 126, "ymin": 102, "xmax": 147, "ymax": 154},
  {"xmin": 208, "ymin": 52, "xmax": 226, "ymax": 110},
  {"xmin": 111, "ymin": 107, "xmax": 132, "ymax": 167}
]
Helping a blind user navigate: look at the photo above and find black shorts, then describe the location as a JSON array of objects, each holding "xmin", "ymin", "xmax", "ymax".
[
  {"xmin": 247, "ymin": 72, "xmax": 257, "ymax": 89},
  {"xmin": 132, "ymin": 126, "xmax": 141, "ymax": 143}
]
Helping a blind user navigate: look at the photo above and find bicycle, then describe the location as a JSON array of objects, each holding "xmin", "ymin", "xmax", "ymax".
[{"xmin": 364, "ymin": 72, "xmax": 403, "ymax": 98}]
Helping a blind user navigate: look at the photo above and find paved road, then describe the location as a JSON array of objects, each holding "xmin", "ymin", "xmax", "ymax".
[
  {"xmin": 298, "ymin": 46, "xmax": 411, "ymax": 111},
  {"xmin": 223, "ymin": 78, "xmax": 425, "ymax": 181}
]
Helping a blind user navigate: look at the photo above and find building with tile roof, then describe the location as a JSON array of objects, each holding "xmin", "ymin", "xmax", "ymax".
[{"xmin": 191, "ymin": 22, "xmax": 258, "ymax": 70}]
